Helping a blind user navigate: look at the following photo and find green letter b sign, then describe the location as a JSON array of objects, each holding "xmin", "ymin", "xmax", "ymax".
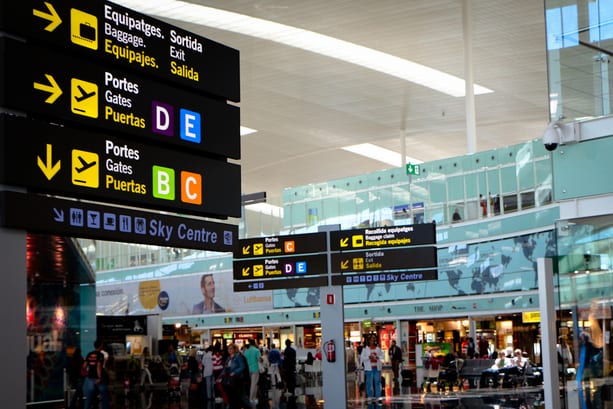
[{"xmin": 153, "ymin": 166, "xmax": 175, "ymax": 200}]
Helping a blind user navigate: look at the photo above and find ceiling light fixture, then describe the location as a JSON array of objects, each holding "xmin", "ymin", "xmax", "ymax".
[
  {"xmin": 114, "ymin": 0, "xmax": 493, "ymax": 97},
  {"xmin": 240, "ymin": 126, "xmax": 258, "ymax": 136},
  {"xmin": 342, "ymin": 143, "xmax": 423, "ymax": 167}
]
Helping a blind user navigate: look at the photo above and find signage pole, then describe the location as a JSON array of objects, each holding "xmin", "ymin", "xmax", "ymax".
[{"xmin": 318, "ymin": 224, "xmax": 346, "ymax": 409}]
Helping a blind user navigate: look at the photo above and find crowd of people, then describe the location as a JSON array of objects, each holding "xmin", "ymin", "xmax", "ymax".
[
  {"xmin": 65, "ymin": 338, "xmax": 301, "ymax": 409},
  {"xmin": 165, "ymin": 338, "xmax": 299, "ymax": 409},
  {"xmin": 65, "ymin": 332, "xmax": 600, "ymax": 407}
]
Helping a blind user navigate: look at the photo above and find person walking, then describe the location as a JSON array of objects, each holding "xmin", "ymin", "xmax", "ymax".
[
  {"xmin": 466, "ymin": 337, "xmax": 476, "ymax": 359},
  {"xmin": 212, "ymin": 345, "xmax": 225, "ymax": 401},
  {"xmin": 83, "ymin": 340, "xmax": 110, "ymax": 409},
  {"xmin": 268, "ymin": 343, "xmax": 282, "ymax": 387},
  {"xmin": 139, "ymin": 347, "xmax": 154, "ymax": 388},
  {"xmin": 282, "ymin": 339, "xmax": 296, "ymax": 396},
  {"xmin": 66, "ymin": 347, "xmax": 84, "ymax": 409},
  {"xmin": 389, "ymin": 340, "xmax": 402, "ymax": 381},
  {"xmin": 360, "ymin": 336, "xmax": 383, "ymax": 402},
  {"xmin": 267, "ymin": 344, "xmax": 282, "ymax": 409},
  {"xmin": 478, "ymin": 336, "xmax": 489, "ymax": 358},
  {"xmin": 201, "ymin": 346, "xmax": 215, "ymax": 400},
  {"xmin": 221, "ymin": 344, "xmax": 249, "ymax": 409},
  {"xmin": 243, "ymin": 340, "xmax": 261, "ymax": 406}
]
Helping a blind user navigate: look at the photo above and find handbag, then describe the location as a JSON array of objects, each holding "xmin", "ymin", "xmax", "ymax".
[{"xmin": 222, "ymin": 374, "xmax": 234, "ymax": 388}]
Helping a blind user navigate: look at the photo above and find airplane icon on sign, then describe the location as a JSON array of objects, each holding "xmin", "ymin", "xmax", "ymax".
[
  {"xmin": 74, "ymin": 85, "xmax": 96, "ymax": 102},
  {"xmin": 75, "ymin": 156, "xmax": 96, "ymax": 173}
]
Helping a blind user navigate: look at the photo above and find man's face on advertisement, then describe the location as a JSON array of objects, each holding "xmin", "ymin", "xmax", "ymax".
[{"xmin": 203, "ymin": 275, "xmax": 215, "ymax": 299}]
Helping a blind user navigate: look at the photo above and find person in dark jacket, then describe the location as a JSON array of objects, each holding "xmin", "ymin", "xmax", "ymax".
[
  {"xmin": 466, "ymin": 337, "xmax": 476, "ymax": 359},
  {"xmin": 221, "ymin": 344, "xmax": 248, "ymax": 409},
  {"xmin": 66, "ymin": 347, "xmax": 84, "ymax": 409},
  {"xmin": 389, "ymin": 340, "xmax": 403, "ymax": 381},
  {"xmin": 83, "ymin": 340, "xmax": 109, "ymax": 409},
  {"xmin": 282, "ymin": 339, "xmax": 296, "ymax": 396}
]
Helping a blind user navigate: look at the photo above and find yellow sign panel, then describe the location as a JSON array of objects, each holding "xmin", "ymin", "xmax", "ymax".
[
  {"xmin": 253, "ymin": 264, "xmax": 264, "ymax": 277},
  {"xmin": 352, "ymin": 235, "xmax": 364, "ymax": 248},
  {"xmin": 522, "ymin": 311, "xmax": 541, "ymax": 323},
  {"xmin": 352, "ymin": 257, "xmax": 364, "ymax": 270},
  {"xmin": 138, "ymin": 280, "xmax": 161, "ymax": 310},
  {"xmin": 253, "ymin": 243, "xmax": 264, "ymax": 255},
  {"xmin": 70, "ymin": 9, "xmax": 98, "ymax": 50},
  {"xmin": 72, "ymin": 149, "xmax": 99, "ymax": 188},
  {"xmin": 71, "ymin": 78, "xmax": 98, "ymax": 118}
]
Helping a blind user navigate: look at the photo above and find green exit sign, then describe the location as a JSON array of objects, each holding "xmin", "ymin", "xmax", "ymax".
[{"xmin": 406, "ymin": 163, "xmax": 421, "ymax": 175}]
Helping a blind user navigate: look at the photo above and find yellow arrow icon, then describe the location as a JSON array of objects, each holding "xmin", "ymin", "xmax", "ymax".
[
  {"xmin": 37, "ymin": 144, "xmax": 61, "ymax": 180},
  {"xmin": 33, "ymin": 74, "xmax": 62, "ymax": 104},
  {"xmin": 242, "ymin": 245, "xmax": 251, "ymax": 255},
  {"xmin": 340, "ymin": 237, "xmax": 349, "ymax": 248},
  {"xmin": 242, "ymin": 267, "xmax": 251, "ymax": 277},
  {"xmin": 33, "ymin": 2, "xmax": 62, "ymax": 32},
  {"xmin": 340, "ymin": 260, "xmax": 349, "ymax": 270}
]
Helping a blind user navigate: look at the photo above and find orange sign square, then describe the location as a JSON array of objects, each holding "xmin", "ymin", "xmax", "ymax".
[
  {"xmin": 181, "ymin": 171, "xmax": 202, "ymax": 204},
  {"xmin": 284, "ymin": 240, "xmax": 295, "ymax": 253}
]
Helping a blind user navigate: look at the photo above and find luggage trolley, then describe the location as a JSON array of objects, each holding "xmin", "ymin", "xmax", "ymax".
[
  {"xmin": 421, "ymin": 355, "xmax": 442, "ymax": 393},
  {"xmin": 437, "ymin": 359, "xmax": 464, "ymax": 392},
  {"xmin": 167, "ymin": 364, "xmax": 181, "ymax": 402}
]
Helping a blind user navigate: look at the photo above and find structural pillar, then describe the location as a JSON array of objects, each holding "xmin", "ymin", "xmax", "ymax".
[
  {"xmin": 1, "ymin": 228, "xmax": 26, "ymax": 407},
  {"xmin": 320, "ymin": 285, "xmax": 346, "ymax": 409},
  {"xmin": 538, "ymin": 258, "xmax": 561, "ymax": 409}
]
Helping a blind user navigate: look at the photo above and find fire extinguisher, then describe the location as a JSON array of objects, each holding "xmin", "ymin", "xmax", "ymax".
[{"xmin": 325, "ymin": 340, "xmax": 336, "ymax": 362}]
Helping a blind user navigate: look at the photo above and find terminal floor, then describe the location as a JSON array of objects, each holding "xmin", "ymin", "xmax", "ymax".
[{"xmin": 67, "ymin": 372, "xmax": 546, "ymax": 409}]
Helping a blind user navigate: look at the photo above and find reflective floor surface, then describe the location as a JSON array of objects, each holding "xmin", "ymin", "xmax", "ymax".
[{"xmin": 63, "ymin": 371, "xmax": 546, "ymax": 409}]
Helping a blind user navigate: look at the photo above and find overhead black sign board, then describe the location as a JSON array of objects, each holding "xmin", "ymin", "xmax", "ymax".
[
  {"xmin": 233, "ymin": 254, "xmax": 328, "ymax": 280},
  {"xmin": 0, "ymin": 115, "xmax": 241, "ymax": 218},
  {"xmin": 0, "ymin": 38, "xmax": 240, "ymax": 159},
  {"xmin": 233, "ymin": 275, "xmax": 328, "ymax": 292},
  {"xmin": 235, "ymin": 232, "xmax": 327, "ymax": 259},
  {"xmin": 331, "ymin": 270, "xmax": 438, "ymax": 286},
  {"xmin": 97, "ymin": 315, "xmax": 148, "ymax": 338},
  {"xmin": 329, "ymin": 223, "xmax": 436, "ymax": 251},
  {"xmin": 0, "ymin": 0, "xmax": 240, "ymax": 102},
  {"xmin": 0, "ymin": 191, "xmax": 238, "ymax": 252},
  {"xmin": 330, "ymin": 246, "xmax": 438, "ymax": 274}
]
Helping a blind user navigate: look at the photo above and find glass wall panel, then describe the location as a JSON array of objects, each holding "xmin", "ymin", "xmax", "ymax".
[
  {"xmin": 500, "ymin": 166, "xmax": 517, "ymax": 194},
  {"xmin": 322, "ymin": 197, "xmax": 339, "ymax": 226},
  {"xmin": 447, "ymin": 175, "xmax": 464, "ymax": 203},
  {"xmin": 556, "ymin": 215, "xmax": 613, "ymax": 409},
  {"xmin": 546, "ymin": 0, "xmax": 613, "ymax": 120}
]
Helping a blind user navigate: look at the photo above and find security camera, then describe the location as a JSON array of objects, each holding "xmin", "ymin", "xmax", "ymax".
[
  {"xmin": 542, "ymin": 121, "xmax": 562, "ymax": 151},
  {"xmin": 542, "ymin": 120, "xmax": 579, "ymax": 151}
]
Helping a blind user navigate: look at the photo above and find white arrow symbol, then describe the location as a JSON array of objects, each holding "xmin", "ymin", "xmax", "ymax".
[{"xmin": 53, "ymin": 208, "xmax": 64, "ymax": 222}]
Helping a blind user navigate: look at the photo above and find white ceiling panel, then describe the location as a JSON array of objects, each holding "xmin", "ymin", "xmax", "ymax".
[{"xmin": 116, "ymin": 0, "xmax": 550, "ymax": 202}]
